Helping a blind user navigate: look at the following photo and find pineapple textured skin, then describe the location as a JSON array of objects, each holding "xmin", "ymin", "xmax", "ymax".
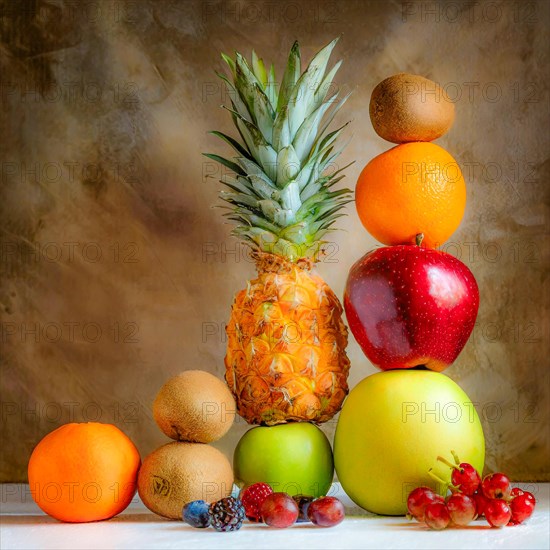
[{"xmin": 225, "ymin": 252, "xmax": 350, "ymax": 425}]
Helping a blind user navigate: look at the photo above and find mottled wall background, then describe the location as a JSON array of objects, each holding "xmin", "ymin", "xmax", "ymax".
[{"xmin": 1, "ymin": 0, "xmax": 549, "ymax": 482}]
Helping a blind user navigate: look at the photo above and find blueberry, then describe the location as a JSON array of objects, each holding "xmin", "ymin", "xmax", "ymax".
[{"xmin": 182, "ymin": 500, "xmax": 211, "ymax": 528}]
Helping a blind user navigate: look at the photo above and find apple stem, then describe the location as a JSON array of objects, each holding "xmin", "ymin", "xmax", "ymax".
[
  {"xmin": 415, "ymin": 233, "xmax": 424, "ymax": 247},
  {"xmin": 451, "ymin": 450, "xmax": 461, "ymax": 466},
  {"xmin": 437, "ymin": 455, "xmax": 459, "ymax": 471}
]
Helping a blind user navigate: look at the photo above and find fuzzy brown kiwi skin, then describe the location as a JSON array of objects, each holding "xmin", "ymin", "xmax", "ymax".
[
  {"xmin": 137, "ymin": 442, "xmax": 234, "ymax": 519},
  {"xmin": 369, "ymin": 73, "xmax": 455, "ymax": 144},
  {"xmin": 153, "ymin": 370, "xmax": 236, "ymax": 444}
]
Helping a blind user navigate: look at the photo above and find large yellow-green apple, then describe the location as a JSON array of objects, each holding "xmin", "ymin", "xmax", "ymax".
[
  {"xmin": 234, "ymin": 423, "xmax": 333, "ymax": 497},
  {"xmin": 334, "ymin": 370, "xmax": 484, "ymax": 515}
]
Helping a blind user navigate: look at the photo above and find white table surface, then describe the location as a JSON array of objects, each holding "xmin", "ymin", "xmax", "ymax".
[{"xmin": 1, "ymin": 483, "xmax": 548, "ymax": 549}]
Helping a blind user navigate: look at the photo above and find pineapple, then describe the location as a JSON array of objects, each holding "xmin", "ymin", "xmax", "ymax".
[{"xmin": 206, "ymin": 38, "xmax": 352, "ymax": 425}]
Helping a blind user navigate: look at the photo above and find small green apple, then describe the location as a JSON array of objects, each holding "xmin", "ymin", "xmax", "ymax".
[
  {"xmin": 234, "ymin": 423, "xmax": 334, "ymax": 497},
  {"xmin": 334, "ymin": 370, "xmax": 485, "ymax": 515}
]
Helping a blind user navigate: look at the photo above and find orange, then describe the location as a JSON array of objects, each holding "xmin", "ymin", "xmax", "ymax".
[
  {"xmin": 28, "ymin": 422, "xmax": 140, "ymax": 523},
  {"xmin": 355, "ymin": 142, "xmax": 466, "ymax": 248}
]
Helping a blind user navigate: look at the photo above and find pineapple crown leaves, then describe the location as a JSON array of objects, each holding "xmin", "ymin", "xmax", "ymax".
[{"xmin": 204, "ymin": 37, "xmax": 353, "ymax": 262}]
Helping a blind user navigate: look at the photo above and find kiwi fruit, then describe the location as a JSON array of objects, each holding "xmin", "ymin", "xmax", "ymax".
[
  {"xmin": 137, "ymin": 442, "xmax": 233, "ymax": 519},
  {"xmin": 153, "ymin": 370, "xmax": 236, "ymax": 443},
  {"xmin": 369, "ymin": 73, "xmax": 455, "ymax": 143}
]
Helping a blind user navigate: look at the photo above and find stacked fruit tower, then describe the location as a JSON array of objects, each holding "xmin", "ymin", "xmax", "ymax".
[
  {"xmin": 206, "ymin": 39, "xmax": 352, "ymax": 497},
  {"xmin": 334, "ymin": 74, "xmax": 486, "ymax": 514},
  {"xmin": 137, "ymin": 371, "xmax": 235, "ymax": 520}
]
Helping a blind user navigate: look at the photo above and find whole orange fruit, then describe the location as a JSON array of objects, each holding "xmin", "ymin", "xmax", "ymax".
[
  {"xmin": 28, "ymin": 422, "xmax": 140, "ymax": 522},
  {"xmin": 355, "ymin": 142, "xmax": 466, "ymax": 248}
]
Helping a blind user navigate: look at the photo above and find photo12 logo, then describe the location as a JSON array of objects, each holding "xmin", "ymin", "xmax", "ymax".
[
  {"xmin": 201, "ymin": 240, "xmax": 339, "ymax": 265},
  {"xmin": 1, "ymin": 241, "xmax": 139, "ymax": 266},
  {"xmin": 1, "ymin": 159, "xmax": 146, "ymax": 187},
  {"xmin": 202, "ymin": 318, "xmax": 323, "ymax": 344},
  {"xmin": 1, "ymin": 321, "xmax": 139, "ymax": 344},
  {"xmin": 401, "ymin": 2, "xmax": 538, "ymax": 24},
  {"xmin": 201, "ymin": 1, "xmax": 338, "ymax": 24},
  {"xmin": 395, "ymin": 79, "xmax": 540, "ymax": 105},
  {"xmin": 1, "ymin": 400, "xmax": 142, "ymax": 425},
  {"xmin": 402, "ymin": 399, "xmax": 539, "ymax": 424},
  {"xmin": 1, "ymin": 80, "xmax": 140, "ymax": 105}
]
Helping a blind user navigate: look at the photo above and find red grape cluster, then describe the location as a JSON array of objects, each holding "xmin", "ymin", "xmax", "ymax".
[
  {"xmin": 407, "ymin": 451, "xmax": 536, "ymax": 530},
  {"xmin": 240, "ymin": 483, "xmax": 345, "ymax": 529}
]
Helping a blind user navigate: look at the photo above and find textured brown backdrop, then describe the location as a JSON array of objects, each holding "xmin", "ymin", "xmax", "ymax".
[{"xmin": 1, "ymin": 0, "xmax": 549, "ymax": 482}]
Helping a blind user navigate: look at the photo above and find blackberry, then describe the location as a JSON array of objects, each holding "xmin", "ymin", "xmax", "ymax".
[{"xmin": 209, "ymin": 497, "xmax": 245, "ymax": 532}]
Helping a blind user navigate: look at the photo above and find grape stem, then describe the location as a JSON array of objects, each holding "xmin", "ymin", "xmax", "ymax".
[
  {"xmin": 428, "ymin": 468, "xmax": 459, "ymax": 494},
  {"xmin": 437, "ymin": 455, "xmax": 460, "ymax": 471}
]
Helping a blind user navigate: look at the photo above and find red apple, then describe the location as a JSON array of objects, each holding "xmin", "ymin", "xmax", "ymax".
[{"xmin": 344, "ymin": 244, "xmax": 479, "ymax": 371}]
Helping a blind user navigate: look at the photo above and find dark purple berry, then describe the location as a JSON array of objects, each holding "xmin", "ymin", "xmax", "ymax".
[
  {"xmin": 209, "ymin": 497, "xmax": 245, "ymax": 532},
  {"xmin": 292, "ymin": 495, "xmax": 315, "ymax": 522}
]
